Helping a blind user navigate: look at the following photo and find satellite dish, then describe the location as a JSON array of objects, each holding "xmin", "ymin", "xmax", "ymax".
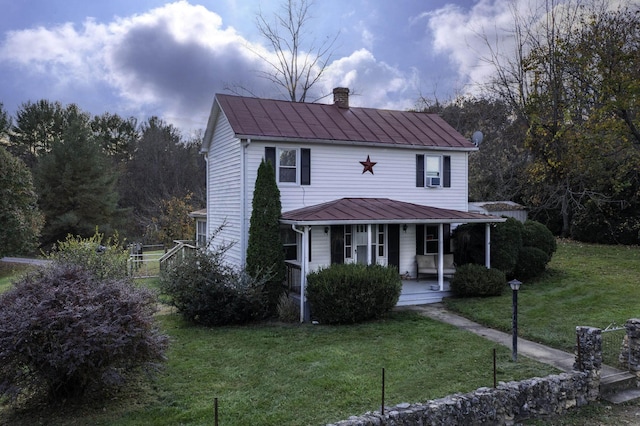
[{"xmin": 472, "ymin": 130, "xmax": 484, "ymax": 147}]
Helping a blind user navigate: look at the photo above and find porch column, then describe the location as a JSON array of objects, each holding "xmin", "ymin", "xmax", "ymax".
[
  {"xmin": 438, "ymin": 223, "xmax": 444, "ymax": 291},
  {"xmin": 367, "ymin": 224, "xmax": 372, "ymax": 265},
  {"xmin": 485, "ymin": 223, "xmax": 491, "ymax": 268},
  {"xmin": 292, "ymin": 225, "xmax": 309, "ymax": 323}
]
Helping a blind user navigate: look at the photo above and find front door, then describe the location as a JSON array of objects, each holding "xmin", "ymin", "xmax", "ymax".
[{"xmin": 354, "ymin": 224, "xmax": 368, "ymax": 264}]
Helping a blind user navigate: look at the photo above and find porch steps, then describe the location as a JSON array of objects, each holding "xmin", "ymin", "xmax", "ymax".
[
  {"xmin": 396, "ymin": 290, "xmax": 452, "ymax": 306},
  {"xmin": 600, "ymin": 369, "xmax": 640, "ymax": 404}
]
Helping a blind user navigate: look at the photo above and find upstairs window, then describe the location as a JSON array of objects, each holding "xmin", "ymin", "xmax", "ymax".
[
  {"xmin": 265, "ymin": 147, "xmax": 311, "ymax": 185},
  {"xmin": 279, "ymin": 148, "xmax": 297, "ymax": 183},
  {"xmin": 416, "ymin": 154, "xmax": 451, "ymax": 188}
]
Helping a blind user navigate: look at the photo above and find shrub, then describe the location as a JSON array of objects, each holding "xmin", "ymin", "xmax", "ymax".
[
  {"xmin": 490, "ymin": 218, "xmax": 524, "ymax": 277},
  {"xmin": 522, "ymin": 220, "xmax": 557, "ymax": 261},
  {"xmin": 0, "ymin": 264, "xmax": 168, "ymax": 403},
  {"xmin": 450, "ymin": 264, "xmax": 506, "ymax": 298},
  {"xmin": 306, "ymin": 263, "xmax": 401, "ymax": 325},
  {"xmin": 515, "ymin": 246, "xmax": 549, "ymax": 280},
  {"xmin": 48, "ymin": 230, "xmax": 129, "ymax": 279},
  {"xmin": 160, "ymin": 246, "xmax": 266, "ymax": 326}
]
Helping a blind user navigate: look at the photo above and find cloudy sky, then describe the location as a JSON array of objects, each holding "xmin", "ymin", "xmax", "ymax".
[{"xmin": 0, "ymin": 0, "xmax": 548, "ymax": 133}]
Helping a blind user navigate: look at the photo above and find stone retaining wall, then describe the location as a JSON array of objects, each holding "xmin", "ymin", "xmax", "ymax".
[{"xmin": 327, "ymin": 326, "xmax": 601, "ymax": 426}]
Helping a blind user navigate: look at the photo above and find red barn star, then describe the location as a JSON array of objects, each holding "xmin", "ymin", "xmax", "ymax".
[{"xmin": 360, "ymin": 155, "xmax": 377, "ymax": 174}]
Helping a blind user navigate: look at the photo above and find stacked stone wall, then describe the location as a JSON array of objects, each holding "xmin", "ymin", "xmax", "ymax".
[{"xmin": 327, "ymin": 327, "xmax": 601, "ymax": 426}]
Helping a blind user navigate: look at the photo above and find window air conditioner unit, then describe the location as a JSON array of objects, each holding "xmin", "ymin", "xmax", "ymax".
[{"xmin": 427, "ymin": 176, "xmax": 441, "ymax": 187}]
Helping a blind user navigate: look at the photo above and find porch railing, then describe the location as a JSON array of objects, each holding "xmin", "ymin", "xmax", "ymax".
[
  {"xmin": 285, "ymin": 261, "xmax": 301, "ymax": 294},
  {"xmin": 158, "ymin": 240, "xmax": 197, "ymax": 274}
]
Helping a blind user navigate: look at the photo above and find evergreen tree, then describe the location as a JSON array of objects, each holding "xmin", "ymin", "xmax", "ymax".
[
  {"xmin": 35, "ymin": 111, "xmax": 120, "ymax": 247},
  {"xmin": 0, "ymin": 146, "xmax": 43, "ymax": 257},
  {"xmin": 246, "ymin": 160, "xmax": 285, "ymax": 316}
]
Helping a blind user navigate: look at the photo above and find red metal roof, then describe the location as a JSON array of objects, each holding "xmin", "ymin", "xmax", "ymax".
[
  {"xmin": 215, "ymin": 94, "xmax": 475, "ymax": 150},
  {"xmin": 280, "ymin": 198, "xmax": 505, "ymax": 225}
]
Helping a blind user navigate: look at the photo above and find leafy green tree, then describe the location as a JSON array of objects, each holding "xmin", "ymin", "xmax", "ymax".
[
  {"xmin": 90, "ymin": 112, "xmax": 139, "ymax": 163},
  {"xmin": 246, "ymin": 160, "xmax": 285, "ymax": 316},
  {"xmin": 9, "ymin": 100, "xmax": 70, "ymax": 168},
  {"xmin": 35, "ymin": 109, "xmax": 120, "ymax": 247},
  {"xmin": 0, "ymin": 146, "xmax": 43, "ymax": 256},
  {"xmin": 145, "ymin": 193, "xmax": 197, "ymax": 246},
  {"xmin": 0, "ymin": 102, "xmax": 10, "ymax": 140},
  {"xmin": 119, "ymin": 117, "xmax": 204, "ymax": 238}
]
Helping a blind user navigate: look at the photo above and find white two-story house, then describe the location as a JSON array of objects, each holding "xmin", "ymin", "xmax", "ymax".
[{"xmin": 201, "ymin": 88, "xmax": 504, "ymax": 320}]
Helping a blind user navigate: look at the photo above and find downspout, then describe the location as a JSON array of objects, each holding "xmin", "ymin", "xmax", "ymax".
[
  {"xmin": 438, "ymin": 223, "xmax": 444, "ymax": 291},
  {"xmin": 485, "ymin": 223, "xmax": 491, "ymax": 268},
  {"xmin": 203, "ymin": 154, "xmax": 208, "ymax": 244},
  {"xmin": 292, "ymin": 224, "xmax": 308, "ymax": 323},
  {"xmin": 240, "ymin": 138, "xmax": 251, "ymax": 265}
]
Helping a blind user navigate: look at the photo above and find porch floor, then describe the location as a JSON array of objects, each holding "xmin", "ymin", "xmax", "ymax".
[{"xmin": 397, "ymin": 279, "xmax": 452, "ymax": 306}]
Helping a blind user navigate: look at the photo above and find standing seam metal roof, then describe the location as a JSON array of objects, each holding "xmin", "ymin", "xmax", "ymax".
[
  {"xmin": 280, "ymin": 198, "xmax": 504, "ymax": 224},
  {"xmin": 215, "ymin": 93, "xmax": 476, "ymax": 149}
]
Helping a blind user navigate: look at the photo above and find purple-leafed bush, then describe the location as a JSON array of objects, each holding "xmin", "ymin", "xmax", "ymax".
[{"xmin": 0, "ymin": 264, "xmax": 169, "ymax": 403}]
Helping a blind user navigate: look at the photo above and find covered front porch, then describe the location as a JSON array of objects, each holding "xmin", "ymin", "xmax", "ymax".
[{"xmin": 281, "ymin": 198, "xmax": 506, "ymax": 322}]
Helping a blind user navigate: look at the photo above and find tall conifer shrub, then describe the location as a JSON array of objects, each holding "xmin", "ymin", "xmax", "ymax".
[{"xmin": 246, "ymin": 160, "xmax": 285, "ymax": 315}]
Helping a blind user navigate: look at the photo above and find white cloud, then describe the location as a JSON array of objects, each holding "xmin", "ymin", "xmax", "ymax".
[
  {"xmin": 0, "ymin": 0, "xmax": 427, "ymax": 131},
  {"xmin": 323, "ymin": 48, "xmax": 419, "ymax": 110}
]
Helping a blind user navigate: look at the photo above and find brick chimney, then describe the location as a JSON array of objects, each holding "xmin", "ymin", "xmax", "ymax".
[{"xmin": 333, "ymin": 87, "xmax": 350, "ymax": 109}]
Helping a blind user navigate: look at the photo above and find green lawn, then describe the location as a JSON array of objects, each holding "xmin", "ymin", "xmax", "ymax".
[
  {"xmin": 0, "ymin": 310, "xmax": 557, "ymax": 425},
  {"xmin": 2, "ymin": 239, "xmax": 639, "ymax": 425},
  {"xmin": 0, "ymin": 262, "xmax": 31, "ymax": 293},
  {"xmin": 444, "ymin": 240, "xmax": 640, "ymax": 352}
]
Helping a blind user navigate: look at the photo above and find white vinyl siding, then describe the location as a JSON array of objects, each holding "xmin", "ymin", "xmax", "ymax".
[
  {"xmin": 244, "ymin": 142, "xmax": 469, "ymax": 215},
  {"xmin": 207, "ymin": 113, "xmax": 243, "ymax": 265}
]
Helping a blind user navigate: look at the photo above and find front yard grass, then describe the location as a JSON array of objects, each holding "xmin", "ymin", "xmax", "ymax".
[
  {"xmin": 0, "ymin": 310, "xmax": 558, "ymax": 425},
  {"xmin": 444, "ymin": 239, "xmax": 640, "ymax": 352}
]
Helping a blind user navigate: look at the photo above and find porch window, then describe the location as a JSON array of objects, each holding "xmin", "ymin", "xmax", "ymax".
[
  {"xmin": 280, "ymin": 226, "xmax": 298, "ymax": 260},
  {"xmin": 344, "ymin": 225, "xmax": 352, "ymax": 259},
  {"xmin": 425, "ymin": 225, "xmax": 439, "ymax": 254},
  {"xmin": 377, "ymin": 224, "xmax": 385, "ymax": 257}
]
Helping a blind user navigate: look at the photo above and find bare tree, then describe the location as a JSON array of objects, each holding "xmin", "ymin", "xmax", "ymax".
[{"xmin": 250, "ymin": 0, "xmax": 339, "ymax": 102}]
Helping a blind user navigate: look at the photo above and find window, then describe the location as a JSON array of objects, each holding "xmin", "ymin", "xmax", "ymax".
[
  {"xmin": 265, "ymin": 147, "xmax": 311, "ymax": 185},
  {"xmin": 425, "ymin": 225, "xmax": 439, "ymax": 253},
  {"xmin": 416, "ymin": 154, "xmax": 451, "ymax": 188},
  {"xmin": 377, "ymin": 224, "xmax": 385, "ymax": 257},
  {"xmin": 344, "ymin": 225, "xmax": 352, "ymax": 259},
  {"xmin": 197, "ymin": 220, "xmax": 207, "ymax": 246},
  {"xmin": 280, "ymin": 226, "xmax": 298, "ymax": 260},
  {"xmin": 278, "ymin": 148, "xmax": 297, "ymax": 183}
]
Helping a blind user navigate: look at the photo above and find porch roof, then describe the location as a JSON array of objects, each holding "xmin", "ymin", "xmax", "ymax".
[{"xmin": 280, "ymin": 198, "xmax": 506, "ymax": 225}]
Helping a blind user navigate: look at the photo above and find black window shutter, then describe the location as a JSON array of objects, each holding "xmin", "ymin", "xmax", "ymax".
[
  {"xmin": 416, "ymin": 155, "xmax": 424, "ymax": 187},
  {"xmin": 308, "ymin": 229, "xmax": 312, "ymax": 262},
  {"xmin": 443, "ymin": 155, "xmax": 451, "ymax": 187},
  {"xmin": 265, "ymin": 147, "xmax": 276, "ymax": 169},
  {"xmin": 415, "ymin": 224, "xmax": 424, "ymax": 255},
  {"xmin": 443, "ymin": 224, "xmax": 451, "ymax": 254},
  {"xmin": 301, "ymin": 148, "xmax": 311, "ymax": 185},
  {"xmin": 330, "ymin": 225, "xmax": 344, "ymax": 264}
]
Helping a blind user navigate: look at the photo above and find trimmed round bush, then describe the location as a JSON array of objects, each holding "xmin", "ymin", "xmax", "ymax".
[
  {"xmin": 515, "ymin": 246, "xmax": 549, "ymax": 280},
  {"xmin": 160, "ymin": 247, "xmax": 266, "ymax": 326},
  {"xmin": 306, "ymin": 263, "xmax": 401, "ymax": 324},
  {"xmin": 522, "ymin": 220, "xmax": 557, "ymax": 260},
  {"xmin": 0, "ymin": 264, "xmax": 168, "ymax": 403},
  {"xmin": 490, "ymin": 218, "xmax": 524, "ymax": 277},
  {"xmin": 450, "ymin": 264, "xmax": 506, "ymax": 297}
]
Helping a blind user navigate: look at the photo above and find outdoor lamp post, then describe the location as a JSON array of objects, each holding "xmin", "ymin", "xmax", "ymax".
[{"xmin": 509, "ymin": 279, "xmax": 522, "ymax": 362}]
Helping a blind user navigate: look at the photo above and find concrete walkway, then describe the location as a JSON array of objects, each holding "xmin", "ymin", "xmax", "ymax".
[
  {"xmin": 402, "ymin": 303, "xmax": 624, "ymax": 379},
  {"xmin": 1, "ymin": 257, "xmax": 51, "ymax": 266}
]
